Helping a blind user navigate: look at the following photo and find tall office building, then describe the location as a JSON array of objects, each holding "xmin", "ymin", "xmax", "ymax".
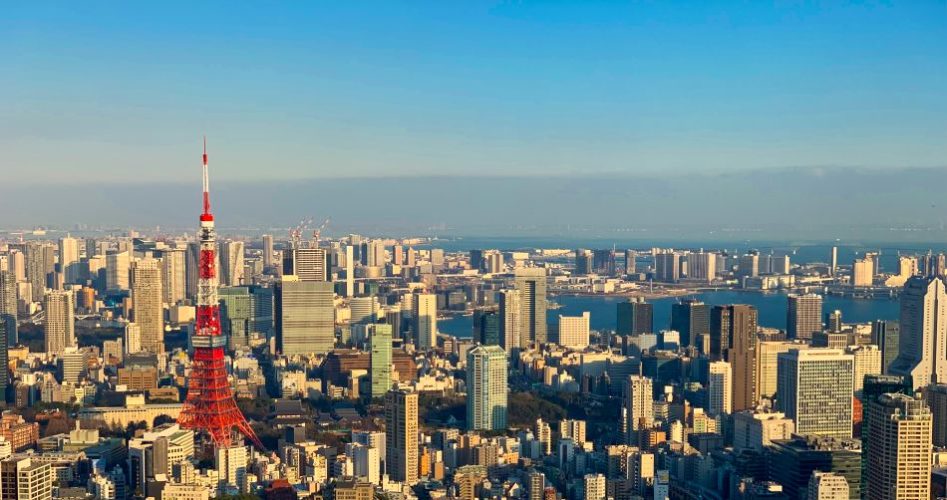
[
  {"xmin": 707, "ymin": 361, "xmax": 732, "ymax": 415},
  {"xmin": 0, "ymin": 271, "xmax": 17, "ymax": 347},
  {"xmin": 274, "ymin": 277, "xmax": 335, "ymax": 356},
  {"xmin": 846, "ymin": 345, "xmax": 881, "ymax": 392},
  {"xmin": 859, "ymin": 374, "xmax": 911, "ymax": 495},
  {"xmin": 767, "ymin": 435, "xmax": 862, "ymax": 500},
  {"xmin": 344, "ymin": 245, "xmax": 355, "ymax": 297},
  {"xmin": 385, "ymin": 389, "xmax": 418, "ymax": 484},
  {"xmin": 350, "ymin": 296, "xmax": 380, "ymax": 325},
  {"xmin": 670, "ymin": 299, "xmax": 709, "ymax": 348},
  {"xmin": 262, "ymin": 235, "xmax": 274, "ymax": 269},
  {"xmin": 131, "ymin": 259, "xmax": 164, "ymax": 354},
  {"xmin": 830, "ymin": 246, "xmax": 838, "ymax": 276},
  {"xmin": 624, "ymin": 375, "xmax": 653, "ymax": 445},
  {"xmin": 777, "ymin": 349, "xmax": 854, "ymax": 439},
  {"xmin": 852, "ymin": 258, "xmax": 873, "ymax": 287},
  {"xmin": 466, "ymin": 345, "xmax": 508, "ymax": 431},
  {"xmin": 43, "ymin": 290, "xmax": 75, "ymax": 355},
  {"xmin": 499, "ymin": 289, "xmax": 522, "ymax": 352},
  {"xmin": 557, "ymin": 312, "xmax": 590, "ymax": 349},
  {"xmin": 865, "ymin": 393, "xmax": 931, "ymax": 500},
  {"xmin": 26, "ymin": 242, "xmax": 55, "ymax": 299},
  {"xmin": 515, "ymin": 268, "xmax": 547, "ymax": 345},
  {"xmin": 283, "ymin": 248, "xmax": 328, "ymax": 282},
  {"xmin": 711, "ymin": 304, "xmax": 759, "ymax": 410},
  {"xmin": 624, "ymin": 250, "xmax": 636, "ymax": 275},
  {"xmin": 755, "ymin": 341, "xmax": 808, "ymax": 403},
  {"xmin": 890, "ymin": 275, "xmax": 947, "ymax": 390},
  {"xmin": 654, "ymin": 252, "xmax": 680, "ymax": 283},
  {"xmin": 219, "ymin": 241, "xmax": 245, "ymax": 286},
  {"xmin": 159, "ymin": 248, "xmax": 186, "ymax": 305},
  {"xmin": 687, "ymin": 252, "xmax": 717, "ymax": 282},
  {"xmin": 871, "ymin": 320, "xmax": 899, "ymax": 374},
  {"xmin": 574, "ymin": 249, "xmax": 593, "ymax": 276},
  {"xmin": 469, "ymin": 250, "xmax": 484, "ymax": 271},
  {"xmin": 105, "ymin": 251, "xmax": 130, "ymax": 292},
  {"xmin": 473, "ymin": 309, "xmax": 500, "ymax": 346},
  {"xmin": 58, "ymin": 237, "xmax": 80, "ymax": 284},
  {"xmin": 617, "ymin": 298, "xmax": 653, "ymax": 336},
  {"xmin": 412, "ymin": 293, "xmax": 437, "ymax": 350},
  {"xmin": 370, "ymin": 324, "xmax": 393, "ymax": 399},
  {"xmin": 787, "ymin": 294, "xmax": 823, "ymax": 340},
  {"xmin": 736, "ymin": 253, "xmax": 759, "ymax": 279},
  {"xmin": 592, "ymin": 249, "xmax": 616, "ymax": 276}
]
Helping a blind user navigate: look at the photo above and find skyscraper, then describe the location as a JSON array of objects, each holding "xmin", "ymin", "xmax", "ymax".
[
  {"xmin": 870, "ymin": 320, "xmax": 899, "ymax": 374},
  {"xmin": 105, "ymin": 250, "xmax": 130, "ymax": 292},
  {"xmin": 473, "ymin": 309, "xmax": 500, "ymax": 346},
  {"xmin": 890, "ymin": 275, "xmax": 947, "ymax": 390},
  {"xmin": 617, "ymin": 298, "xmax": 653, "ymax": 336},
  {"xmin": 847, "ymin": 345, "xmax": 881, "ymax": 392},
  {"xmin": 131, "ymin": 259, "xmax": 164, "ymax": 354},
  {"xmin": 58, "ymin": 237, "xmax": 80, "ymax": 284},
  {"xmin": 26, "ymin": 242, "xmax": 55, "ymax": 299},
  {"xmin": 624, "ymin": 375, "xmax": 653, "ymax": 445},
  {"xmin": 670, "ymin": 299, "xmax": 709, "ymax": 348},
  {"xmin": 777, "ymin": 349, "xmax": 854, "ymax": 439},
  {"xmin": 624, "ymin": 250, "xmax": 636, "ymax": 275},
  {"xmin": 262, "ymin": 234, "xmax": 274, "ymax": 269},
  {"xmin": 787, "ymin": 294, "xmax": 823, "ymax": 340},
  {"xmin": 499, "ymin": 289, "xmax": 521, "ymax": 352},
  {"xmin": 412, "ymin": 293, "xmax": 437, "ymax": 349},
  {"xmin": 654, "ymin": 252, "xmax": 680, "ymax": 283},
  {"xmin": 687, "ymin": 252, "xmax": 717, "ymax": 282},
  {"xmin": 466, "ymin": 345, "xmax": 508, "ymax": 431},
  {"xmin": 282, "ymin": 248, "xmax": 328, "ymax": 282},
  {"xmin": 274, "ymin": 277, "xmax": 335, "ymax": 356},
  {"xmin": 0, "ymin": 270, "xmax": 17, "ymax": 348},
  {"xmin": 385, "ymin": 389, "xmax": 418, "ymax": 484},
  {"xmin": 515, "ymin": 268, "xmax": 547, "ymax": 345},
  {"xmin": 219, "ymin": 241, "xmax": 245, "ymax": 287},
  {"xmin": 574, "ymin": 249, "xmax": 593, "ymax": 276},
  {"xmin": 159, "ymin": 248, "xmax": 186, "ymax": 305},
  {"xmin": 370, "ymin": 324, "xmax": 393, "ymax": 399},
  {"xmin": 865, "ymin": 393, "xmax": 931, "ymax": 500},
  {"xmin": 859, "ymin": 374, "xmax": 911, "ymax": 494},
  {"xmin": 707, "ymin": 361, "xmax": 732, "ymax": 415},
  {"xmin": 557, "ymin": 312, "xmax": 590, "ymax": 349},
  {"xmin": 711, "ymin": 304, "xmax": 759, "ymax": 410},
  {"xmin": 43, "ymin": 290, "xmax": 75, "ymax": 355}
]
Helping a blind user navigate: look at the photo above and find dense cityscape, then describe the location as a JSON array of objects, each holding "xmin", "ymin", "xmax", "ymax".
[
  {"xmin": 0, "ymin": 143, "xmax": 945, "ymax": 500},
  {"xmin": 5, "ymin": 2, "xmax": 946, "ymax": 500}
]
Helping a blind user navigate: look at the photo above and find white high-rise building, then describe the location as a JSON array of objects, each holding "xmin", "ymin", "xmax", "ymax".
[
  {"xmin": 624, "ymin": 375, "xmax": 654, "ymax": 445},
  {"xmin": 132, "ymin": 259, "xmax": 164, "ymax": 354},
  {"xmin": 890, "ymin": 275, "xmax": 947, "ymax": 391},
  {"xmin": 865, "ymin": 393, "xmax": 931, "ymax": 500},
  {"xmin": 161, "ymin": 248, "xmax": 187, "ymax": 305},
  {"xmin": 350, "ymin": 443, "xmax": 380, "ymax": 485},
  {"xmin": 687, "ymin": 252, "xmax": 717, "ymax": 283},
  {"xmin": 558, "ymin": 312, "xmax": 590, "ymax": 349},
  {"xmin": 413, "ymin": 293, "xmax": 437, "ymax": 349},
  {"xmin": 58, "ymin": 237, "xmax": 80, "ymax": 284},
  {"xmin": 262, "ymin": 235, "xmax": 274, "ymax": 269},
  {"xmin": 846, "ymin": 345, "xmax": 882, "ymax": 392},
  {"xmin": 499, "ymin": 289, "xmax": 521, "ymax": 352},
  {"xmin": 466, "ymin": 345, "xmax": 508, "ymax": 431},
  {"xmin": 215, "ymin": 445, "xmax": 248, "ymax": 492},
  {"xmin": 124, "ymin": 323, "xmax": 142, "ymax": 355},
  {"xmin": 219, "ymin": 241, "xmax": 245, "ymax": 287},
  {"xmin": 44, "ymin": 289, "xmax": 75, "ymax": 354},
  {"xmin": 106, "ymin": 251, "xmax": 130, "ymax": 292},
  {"xmin": 707, "ymin": 361, "xmax": 733, "ymax": 415},
  {"xmin": 777, "ymin": 348, "xmax": 854, "ymax": 439}
]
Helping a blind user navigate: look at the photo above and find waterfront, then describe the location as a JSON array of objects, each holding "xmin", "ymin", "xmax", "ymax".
[{"xmin": 439, "ymin": 290, "xmax": 900, "ymax": 338}]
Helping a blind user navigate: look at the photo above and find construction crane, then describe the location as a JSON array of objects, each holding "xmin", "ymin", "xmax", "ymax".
[
  {"xmin": 310, "ymin": 217, "xmax": 331, "ymax": 248},
  {"xmin": 289, "ymin": 217, "xmax": 313, "ymax": 249}
]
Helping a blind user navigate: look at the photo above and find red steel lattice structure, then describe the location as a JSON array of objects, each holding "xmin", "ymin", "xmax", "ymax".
[{"xmin": 178, "ymin": 139, "xmax": 263, "ymax": 450}]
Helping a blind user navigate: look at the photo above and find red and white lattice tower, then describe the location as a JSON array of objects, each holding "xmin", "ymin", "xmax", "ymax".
[{"xmin": 177, "ymin": 138, "xmax": 263, "ymax": 449}]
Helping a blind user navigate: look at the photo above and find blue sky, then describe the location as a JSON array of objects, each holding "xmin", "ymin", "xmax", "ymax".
[{"xmin": 2, "ymin": 1, "xmax": 946, "ymax": 183}]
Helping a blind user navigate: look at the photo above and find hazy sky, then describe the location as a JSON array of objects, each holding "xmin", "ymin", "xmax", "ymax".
[{"xmin": 3, "ymin": 2, "xmax": 946, "ymax": 185}]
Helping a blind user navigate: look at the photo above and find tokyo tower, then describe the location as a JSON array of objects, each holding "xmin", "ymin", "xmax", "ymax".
[{"xmin": 177, "ymin": 138, "xmax": 263, "ymax": 450}]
